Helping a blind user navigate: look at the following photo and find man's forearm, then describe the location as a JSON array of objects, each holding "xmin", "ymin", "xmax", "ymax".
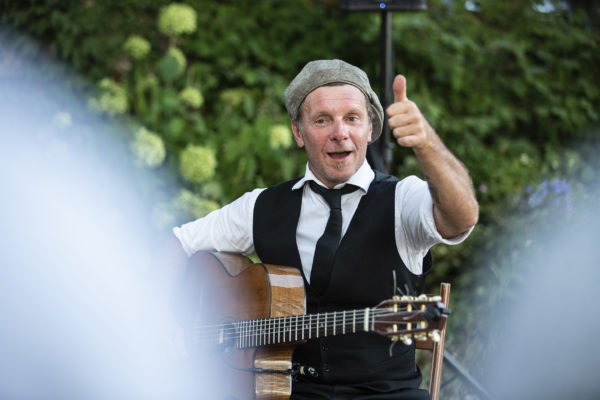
[{"xmin": 415, "ymin": 131, "xmax": 479, "ymax": 238}]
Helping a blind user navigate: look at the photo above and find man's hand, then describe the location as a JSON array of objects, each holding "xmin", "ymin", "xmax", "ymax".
[
  {"xmin": 386, "ymin": 75, "xmax": 434, "ymax": 151},
  {"xmin": 386, "ymin": 74, "xmax": 479, "ymax": 239}
]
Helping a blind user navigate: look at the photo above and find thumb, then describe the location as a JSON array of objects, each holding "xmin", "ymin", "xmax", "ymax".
[{"xmin": 393, "ymin": 74, "xmax": 408, "ymax": 102}]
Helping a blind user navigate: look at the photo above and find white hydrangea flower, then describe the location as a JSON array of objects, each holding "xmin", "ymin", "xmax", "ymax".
[
  {"xmin": 174, "ymin": 189, "xmax": 220, "ymax": 219},
  {"xmin": 130, "ymin": 127, "xmax": 166, "ymax": 168},
  {"xmin": 269, "ymin": 124, "xmax": 293, "ymax": 149},
  {"xmin": 179, "ymin": 87, "xmax": 204, "ymax": 108},
  {"xmin": 158, "ymin": 3, "xmax": 197, "ymax": 36},
  {"xmin": 179, "ymin": 145, "xmax": 216, "ymax": 184},
  {"xmin": 123, "ymin": 35, "xmax": 151, "ymax": 60},
  {"xmin": 88, "ymin": 78, "xmax": 128, "ymax": 116}
]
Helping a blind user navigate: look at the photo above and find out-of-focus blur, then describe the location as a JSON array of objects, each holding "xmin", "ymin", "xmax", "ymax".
[
  {"xmin": 0, "ymin": 33, "xmax": 217, "ymax": 399},
  {"xmin": 481, "ymin": 190, "xmax": 600, "ymax": 399}
]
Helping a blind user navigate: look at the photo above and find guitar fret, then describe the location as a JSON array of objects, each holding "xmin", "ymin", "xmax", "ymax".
[
  {"xmin": 295, "ymin": 315, "xmax": 299, "ymax": 341},
  {"xmin": 302, "ymin": 315, "xmax": 306, "ymax": 340},
  {"xmin": 363, "ymin": 308, "xmax": 369, "ymax": 332},
  {"xmin": 343, "ymin": 311, "xmax": 346, "ymax": 335},
  {"xmin": 255, "ymin": 319, "xmax": 259, "ymax": 347},
  {"xmin": 254, "ymin": 319, "xmax": 258, "ymax": 346},
  {"xmin": 333, "ymin": 311, "xmax": 336, "ymax": 336},
  {"xmin": 240, "ymin": 321, "xmax": 244, "ymax": 348},
  {"xmin": 324, "ymin": 313, "xmax": 328, "ymax": 337},
  {"xmin": 241, "ymin": 321, "xmax": 245, "ymax": 348},
  {"xmin": 308, "ymin": 314, "xmax": 312, "ymax": 339},
  {"xmin": 316, "ymin": 314, "xmax": 319, "ymax": 338},
  {"xmin": 288, "ymin": 316, "xmax": 292, "ymax": 342},
  {"xmin": 247, "ymin": 320, "xmax": 251, "ymax": 347},
  {"xmin": 255, "ymin": 320, "xmax": 259, "ymax": 347},
  {"xmin": 255, "ymin": 320, "xmax": 258, "ymax": 347},
  {"xmin": 259, "ymin": 319, "xmax": 263, "ymax": 346},
  {"xmin": 271, "ymin": 318, "xmax": 275, "ymax": 344},
  {"xmin": 353, "ymin": 310, "xmax": 356, "ymax": 333},
  {"xmin": 265, "ymin": 318, "xmax": 268, "ymax": 346}
]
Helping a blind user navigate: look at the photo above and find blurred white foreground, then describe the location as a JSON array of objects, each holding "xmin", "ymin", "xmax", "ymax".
[{"xmin": 0, "ymin": 34, "xmax": 218, "ymax": 399}]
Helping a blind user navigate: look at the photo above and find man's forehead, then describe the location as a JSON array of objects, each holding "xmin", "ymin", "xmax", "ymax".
[{"xmin": 302, "ymin": 84, "xmax": 368, "ymax": 113}]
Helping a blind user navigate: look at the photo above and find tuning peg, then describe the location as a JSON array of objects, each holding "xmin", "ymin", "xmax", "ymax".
[
  {"xmin": 429, "ymin": 330, "xmax": 441, "ymax": 342},
  {"xmin": 400, "ymin": 334, "xmax": 413, "ymax": 346}
]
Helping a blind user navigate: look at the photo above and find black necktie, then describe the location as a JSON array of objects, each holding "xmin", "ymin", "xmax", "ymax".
[{"xmin": 308, "ymin": 181, "xmax": 359, "ymax": 295}]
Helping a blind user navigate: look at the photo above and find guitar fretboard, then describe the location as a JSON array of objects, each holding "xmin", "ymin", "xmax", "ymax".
[{"xmin": 231, "ymin": 308, "xmax": 372, "ymax": 349}]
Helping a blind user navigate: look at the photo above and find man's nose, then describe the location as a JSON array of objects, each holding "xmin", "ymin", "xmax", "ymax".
[{"xmin": 330, "ymin": 119, "xmax": 349, "ymax": 141}]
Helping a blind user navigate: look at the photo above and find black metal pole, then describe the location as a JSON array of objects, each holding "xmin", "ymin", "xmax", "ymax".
[
  {"xmin": 367, "ymin": 9, "xmax": 393, "ymax": 173},
  {"xmin": 380, "ymin": 9, "xmax": 393, "ymax": 172}
]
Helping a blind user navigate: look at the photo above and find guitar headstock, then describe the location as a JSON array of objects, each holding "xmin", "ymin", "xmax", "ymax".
[{"xmin": 371, "ymin": 295, "xmax": 450, "ymax": 345}]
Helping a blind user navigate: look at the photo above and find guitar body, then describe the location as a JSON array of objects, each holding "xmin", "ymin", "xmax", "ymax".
[{"xmin": 177, "ymin": 252, "xmax": 305, "ymax": 400}]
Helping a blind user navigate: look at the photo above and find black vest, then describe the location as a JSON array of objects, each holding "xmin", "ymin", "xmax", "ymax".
[{"xmin": 253, "ymin": 171, "xmax": 431, "ymax": 389}]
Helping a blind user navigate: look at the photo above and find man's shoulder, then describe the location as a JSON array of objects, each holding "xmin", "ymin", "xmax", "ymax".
[
  {"xmin": 373, "ymin": 170, "xmax": 400, "ymax": 184},
  {"xmin": 256, "ymin": 177, "xmax": 304, "ymax": 203},
  {"xmin": 261, "ymin": 177, "xmax": 303, "ymax": 193}
]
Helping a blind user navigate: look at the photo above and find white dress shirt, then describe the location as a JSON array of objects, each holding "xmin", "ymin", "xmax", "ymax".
[{"xmin": 173, "ymin": 161, "xmax": 470, "ymax": 277}]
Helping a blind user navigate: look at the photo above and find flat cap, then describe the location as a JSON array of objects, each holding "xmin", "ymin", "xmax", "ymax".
[{"xmin": 284, "ymin": 59, "xmax": 384, "ymax": 141}]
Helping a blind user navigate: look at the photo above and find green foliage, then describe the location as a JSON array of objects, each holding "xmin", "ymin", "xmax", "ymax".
[{"xmin": 3, "ymin": 1, "xmax": 599, "ymax": 395}]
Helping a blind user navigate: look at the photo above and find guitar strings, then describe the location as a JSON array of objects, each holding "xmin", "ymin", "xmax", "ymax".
[
  {"xmin": 190, "ymin": 308, "xmax": 433, "ymax": 346},
  {"xmin": 191, "ymin": 309, "xmax": 428, "ymax": 338}
]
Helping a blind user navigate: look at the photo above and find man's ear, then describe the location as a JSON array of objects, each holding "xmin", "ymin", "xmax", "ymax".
[
  {"xmin": 368, "ymin": 122, "xmax": 373, "ymax": 143},
  {"xmin": 291, "ymin": 120, "xmax": 305, "ymax": 148}
]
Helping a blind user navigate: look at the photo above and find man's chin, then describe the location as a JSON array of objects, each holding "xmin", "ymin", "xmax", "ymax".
[{"xmin": 325, "ymin": 166, "xmax": 355, "ymax": 184}]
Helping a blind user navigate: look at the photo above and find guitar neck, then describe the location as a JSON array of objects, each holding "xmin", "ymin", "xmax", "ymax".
[
  {"xmin": 208, "ymin": 299, "xmax": 445, "ymax": 350},
  {"xmin": 233, "ymin": 308, "xmax": 372, "ymax": 349}
]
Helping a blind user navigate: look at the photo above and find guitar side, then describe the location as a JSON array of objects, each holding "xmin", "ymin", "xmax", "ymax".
[{"xmin": 178, "ymin": 251, "xmax": 305, "ymax": 400}]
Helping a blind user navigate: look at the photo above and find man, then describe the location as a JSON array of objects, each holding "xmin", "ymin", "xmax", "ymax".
[{"xmin": 171, "ymin": 60, "xmax": 478, "ymax": 399}]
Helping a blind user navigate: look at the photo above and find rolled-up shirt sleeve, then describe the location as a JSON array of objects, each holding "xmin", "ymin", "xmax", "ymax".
[
  {"xmin": 172, "ymin": 188, "xmax": 265, "ymax": 257},
  {"xmin": 395, "ymin": 176, "xmax": 473, "ymax": 275}
]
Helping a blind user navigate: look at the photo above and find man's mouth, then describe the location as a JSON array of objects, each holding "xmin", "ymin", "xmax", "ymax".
[{"xmin": 327, "ymin": 151, "xmax": 352, "ymax": 160}]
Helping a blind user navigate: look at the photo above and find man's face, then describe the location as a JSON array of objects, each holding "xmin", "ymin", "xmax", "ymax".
[{"xmin": 291, "ymin": 84, "xmax": 373, "ymax": 188}]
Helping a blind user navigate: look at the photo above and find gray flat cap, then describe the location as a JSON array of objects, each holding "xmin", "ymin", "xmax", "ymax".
[{"xmin": 284, "ymin": 59, "xmax": 384, "ymax": 141}]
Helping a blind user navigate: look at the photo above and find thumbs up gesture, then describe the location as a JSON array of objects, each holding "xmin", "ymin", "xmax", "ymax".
[{"xmin": 386, "ymin": 75, "xmax": 434, "ymax": 151}]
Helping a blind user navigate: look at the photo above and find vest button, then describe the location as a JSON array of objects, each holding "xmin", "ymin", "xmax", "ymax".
[
  {"xmin": 322, "ymin": 364, "xmax": 330, "ymax": 373},
  {"xmin": 321, "ymin": 341, "xmax": 329, "ymax": 351},
  {"xmin": 307, "ymin": 366, "xmax": 318, "ymax": 377}
]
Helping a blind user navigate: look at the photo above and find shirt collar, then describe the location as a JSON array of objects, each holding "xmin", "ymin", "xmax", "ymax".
[{"xmin": 292, "ymin": 160, "xmax": 374, "ymax": 192}]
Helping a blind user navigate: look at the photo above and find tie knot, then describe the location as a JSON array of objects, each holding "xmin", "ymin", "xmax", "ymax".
[{"xmin": 308, "ymin": 181, "xmax": 358, "ymax": 209}]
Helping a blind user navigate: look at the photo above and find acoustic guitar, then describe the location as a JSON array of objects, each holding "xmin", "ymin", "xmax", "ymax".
[{"xmin": 175, "ymin": 251, "xmax": 449, "ymax": 400}]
